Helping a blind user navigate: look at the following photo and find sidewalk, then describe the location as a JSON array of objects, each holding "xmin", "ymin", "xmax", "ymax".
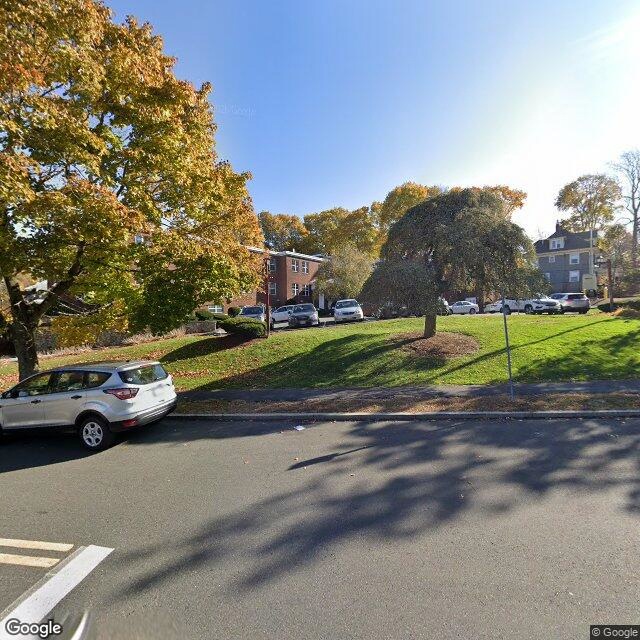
[{"xmin": 179, "ymin": 379, "xmax": 640, "ymax": 403}]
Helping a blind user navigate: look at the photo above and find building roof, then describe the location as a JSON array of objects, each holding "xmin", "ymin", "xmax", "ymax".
[
  {"xmin": 246, "ymin": 246, "xmax": 326, "ymax": 262},
  {"xmin": 534, "ymin": 225, "xmax": 596, "ymax": 253}
]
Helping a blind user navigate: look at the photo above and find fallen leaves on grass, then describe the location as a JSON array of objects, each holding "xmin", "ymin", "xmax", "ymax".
[{"xmin": 176, "ymin": 393, "xmax": 640, "ymax": 415}]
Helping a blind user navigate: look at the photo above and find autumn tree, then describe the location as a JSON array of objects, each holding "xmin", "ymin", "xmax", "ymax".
[
  {"xmin": 300, "ymin": 206, "xmax": 378, "ymax": 256},
  {"xmin": 0, "ymin": 0, "xmax": 262, "ymax": 379},
  {"xmin": 555, "ymin": 175, "xmax": 621, "ymax": 232},
  {"xmin": 611, "ymin": 150, "xmax": 640, "ymax": 268},
  {"xmin": 257, "ymin": 211, "xmax": 308, "ymax": 251},
  {"xmin": 377, "ymin": 182, "xmax": 441, "ymax": 236},
  {"xmin": 599, "ymin": 223, "xmax": 632, "ymax": 283},
  {"xmin": 361, "ymin": 189, "xmax": 538, "ymax": 338},
  {"xmin": 315, "ymin": 245, "xmax": 375, "ymax": 302}
]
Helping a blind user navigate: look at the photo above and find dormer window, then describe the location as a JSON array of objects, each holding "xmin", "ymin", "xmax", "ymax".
[{"xmin": 550, "ymin": 237, "xmax": 565, "ymax": 250}]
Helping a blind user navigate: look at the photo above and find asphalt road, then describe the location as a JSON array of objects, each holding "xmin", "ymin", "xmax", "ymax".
[{"xmin": 1, "ymin": 416, "xmax": 639, "ymax": 639}]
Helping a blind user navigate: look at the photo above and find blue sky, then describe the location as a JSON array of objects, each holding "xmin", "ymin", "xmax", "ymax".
[{"xmin": 108, "ymin": 0, "xmax": 640, "ymax": 237}]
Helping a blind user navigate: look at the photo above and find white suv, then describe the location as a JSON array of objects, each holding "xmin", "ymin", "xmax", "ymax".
[{"xmin": 0, "ymin": 361, "xmax": 177, "ymax": 450}]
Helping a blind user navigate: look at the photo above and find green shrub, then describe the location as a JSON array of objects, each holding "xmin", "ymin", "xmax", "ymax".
[
  {"xmin": 219, "ymin": 317, "xmax": 266, "ymax": 338},
  {"xmin": 228, "ymin": 306, "xmax": 241, "ymax": 317},
  {"xmin": 597, "ymin": 303, "xmax": 617, "ymax": 312}
]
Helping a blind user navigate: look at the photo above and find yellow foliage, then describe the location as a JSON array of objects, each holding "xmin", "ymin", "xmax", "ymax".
[{"xmin": 51, "ymin": 302, "xmax": 128, "ymax": 348}]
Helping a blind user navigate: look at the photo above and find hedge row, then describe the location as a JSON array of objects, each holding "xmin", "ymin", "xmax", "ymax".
[
  {"xmin": 219, "ymin": 317, "xmax": 266, "ymax": 339},
  {"xmin": 597, "ymin": 299, "xmax": 640, "ymax": 313}
]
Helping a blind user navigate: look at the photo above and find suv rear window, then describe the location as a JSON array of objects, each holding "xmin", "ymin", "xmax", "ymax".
[
  {"xmin": 119, "ymin": 364, "xmax": 168, "ymax": 385},
  {"xmin": 568, "ymin": 294, "xmax": 586, "ymax": 300}
]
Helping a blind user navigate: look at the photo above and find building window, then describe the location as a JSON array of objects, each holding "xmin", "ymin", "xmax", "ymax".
[
  {"xmin": 569, "ymin": 270, "xmax": 580, "ymax": 283},
  {"xmin": 302, "ymin": 260, "xmax": 309, "ymax": 274},
  {"xmin": 291, "ymin": 259, "xmax": 299, "ymax": 272},
  {"xmin": 208, "ymin": 305, "xmax": 224, "ymax": 313},
  {"xmin": 544, "ymin": 273, "xmax": 551, "ymax": 281},
  {"xmin": 292, "ymin": 283, "xmax": 299, "ymax": 296},
  {"xmin": 570, "ymin": 253, "xmax": 580, "ymax": 265},
  {"xmin": 548, "ymin": 255, "xmax": 556, "ymax": 263},
  {"xmin": 550, "ymin": 238, "xmax": 565, "ymax": 249},
  {"xmin": 301, "ymin": 284, "xmax": 311, "ymax": 296},
  {"xmin": 268, "ymin": 282, "xmax": 277, "ymax": 296},
  {"xmin": 268, "ymin": 258, "xmax": 276, "ymax": 273}
]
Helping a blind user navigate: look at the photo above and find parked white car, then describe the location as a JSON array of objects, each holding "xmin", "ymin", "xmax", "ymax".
[
  {"xmin": 334, "ymin": 299, "xmax": 364, "ymax": 323},
  {"xmin": 0, "ymin": 361, "xmax": 177, "ymax": 450},
  {"xmin": 450, "ymin": 300, "xmax": 479, "ymax": 315},
  {"xmin": 270, "ymin": 305, "xmax": 294, "ymax": 326},
  {"xmin": 485, "ymin": 297, "xmax": 561, "ymax": 315}
]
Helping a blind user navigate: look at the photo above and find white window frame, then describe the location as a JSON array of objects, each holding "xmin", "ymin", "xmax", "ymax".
[
  {"xmin": 548, "ymin": 255, "xmax": 556, "ymax": 263},
  {"xmin": 291, "ymin": 283, "xmax": 299, "ymax": 296},
  {"xmin": 569, "ymin": 253, "xmax": 580, "ymax": 265},
  {"xmin": 569, "ymin": 270, "xmax": 580, "ymax": 283},
  {"xmin": 301, "ymin": 284, "xmax": 311, "ymax": 296},
  {"xmin": 268, "ymin": 258, "xmax": 277, "ymax": 273},
  {"xmin": 550, "ymin": 238, "xmax": 565, "ymax": 249},
  {"xmin": 291, "ymin": 259, "xmax": 299, "ymax": 273},
  {"xmin": 302, "ymin": 260, "xmax": 309, "ymax": 274},
  {"xmin": 208, "ymin": 304, "xmax": 224, "ymax": 313},
  {"xmin": 268, "ymin": 282, "xmax": 277, "ymax": 296}
]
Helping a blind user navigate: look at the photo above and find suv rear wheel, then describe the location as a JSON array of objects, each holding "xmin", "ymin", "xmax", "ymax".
[
  {"xmin": 524, "ymin": 304, "xmax": 533, "ymax": 314},
  {"xmin": 78, "ymin": 415, "xmax": 114, "ymax": 451}
]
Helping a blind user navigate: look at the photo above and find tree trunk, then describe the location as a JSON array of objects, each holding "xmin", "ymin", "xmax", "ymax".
[
  {"xmin": 4, "ymin": 276, "xmax": 43, "ymax": 380},
  {"xmin": 10, "ymin": 318, "xmax": 39, "ymax": 380},
  {"xmin": 423, "ymin": 314, "xmax": 436, "ymax": 338},
  {"xmin": 475, "ymin": 281, "xmax": 485, "ymax": 313}
]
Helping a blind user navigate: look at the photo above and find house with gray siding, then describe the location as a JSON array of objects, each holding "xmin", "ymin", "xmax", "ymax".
[{"xmin": 534, "ymin": 223, "xmax": 597, "ymax": 293}]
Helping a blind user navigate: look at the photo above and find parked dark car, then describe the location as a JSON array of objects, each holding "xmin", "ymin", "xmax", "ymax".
[{"xmin": 288, "ymin": 303, "xmax": 319, "ymax": 327}]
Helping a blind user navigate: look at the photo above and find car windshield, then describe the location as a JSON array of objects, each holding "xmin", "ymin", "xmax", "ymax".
[
  {"xmin": 241, "ymin": 306, "xmax": 263, "ymax": 314},
  {"xmin": 335, "ymin": 300, "xmax": 358, "ymax": 309},
  {"xmin": 293, "ymin": 304, "xmax": 315, "ymax": 312}
]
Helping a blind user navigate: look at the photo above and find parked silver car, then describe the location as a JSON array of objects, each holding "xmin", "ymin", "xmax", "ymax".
[
  {"xmin": 0, "ymin": 361, "xmax": 177, "ymax": 450},
  {"xmin": 550, "ymin": 293, "xmax": 590, "ymax": 314},
  {"xmin": 239, "ymin": 305, "xmax": 266, "ymax": 322}
]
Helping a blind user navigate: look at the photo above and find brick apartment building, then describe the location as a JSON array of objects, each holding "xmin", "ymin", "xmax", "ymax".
[{"xmin": 207, "ymin": 248, "xmax": 326, "ymax": 313}]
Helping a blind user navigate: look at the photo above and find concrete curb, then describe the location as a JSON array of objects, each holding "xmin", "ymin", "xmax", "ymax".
[{"xmin": 171, "ymin": 410, "xmax": 640, "ymax": 422}]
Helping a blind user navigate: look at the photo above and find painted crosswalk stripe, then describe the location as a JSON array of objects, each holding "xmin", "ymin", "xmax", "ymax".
[
  {"xmin": 0, "ymin": 538, "xmax": 74, "ymax": 553},
  {"xmin": 0, "ymin": 553, "xmax": 60, "ymax": 568},
  {"xmin": 0, "ymin": 545, "xmax": 113, "ymax": 640}
]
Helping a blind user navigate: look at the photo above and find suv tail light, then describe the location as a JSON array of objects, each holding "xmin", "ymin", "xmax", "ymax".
[{"xmin": 104, "ymin": 388, "xmax": 139, "ymax": 400}]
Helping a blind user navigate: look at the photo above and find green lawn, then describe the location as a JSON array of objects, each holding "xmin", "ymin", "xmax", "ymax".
[{"xmin": 1, "ymin": 313, "xmax": 639, "ymax": 391}]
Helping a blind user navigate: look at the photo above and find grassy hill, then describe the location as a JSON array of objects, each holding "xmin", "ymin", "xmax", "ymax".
[{"xmin": 1, "ymin": 313, "xmax": 639, "ymax": 391}]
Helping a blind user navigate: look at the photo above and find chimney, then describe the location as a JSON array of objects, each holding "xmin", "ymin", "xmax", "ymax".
[{"xmin": 556, "ymin": 220, "xmax": 562, "ymax": 234}]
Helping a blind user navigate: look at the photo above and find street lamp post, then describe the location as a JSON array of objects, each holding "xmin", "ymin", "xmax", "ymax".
[
  {"xmin": 596, "ymin": 257, "xmax": 614, "ymax": 310},
  {"xmin": 501, "ymin": 290, "xmax": 515, "ymax": 401},
  {"xmin": 264, "ymin": 256, "xmax": 271, "ymax": 338}
]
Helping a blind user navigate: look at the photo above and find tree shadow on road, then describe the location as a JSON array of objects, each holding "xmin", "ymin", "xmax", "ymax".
[{"xmin": 111, "ymin": 415, "xmax": 640, "ymax": 599}]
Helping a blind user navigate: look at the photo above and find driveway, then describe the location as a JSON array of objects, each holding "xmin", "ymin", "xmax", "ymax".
[{"xmin": 1, "ymin": 417, "xmax": 639, "ymax": 639}]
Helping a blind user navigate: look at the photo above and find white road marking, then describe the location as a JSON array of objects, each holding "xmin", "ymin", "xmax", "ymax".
[
  {"xmin": 0, "ymin": 538, "xmax": 73, "ymax": 553},
  {"xmin": 0, "ymin": 554, "xmax": 59, "ymax": 568},
  {"xmin": 0, "ymin": 545, "xmax": 113, "ymax": 640}
]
